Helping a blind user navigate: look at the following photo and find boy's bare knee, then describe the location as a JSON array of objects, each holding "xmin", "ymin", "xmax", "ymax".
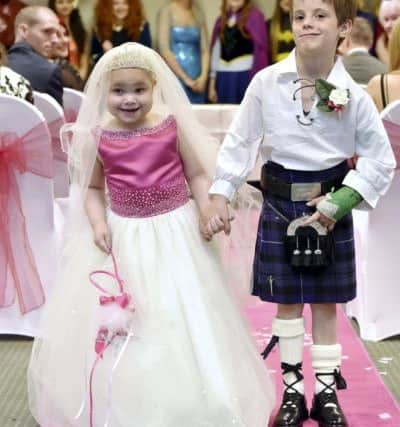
[
  {"xmin": 311, "ymin": 303, "xmax": 336, "ymax": 316},
  {"xmin": 277, "ymin": 303, "xmax": 304, "ymax": 319}
]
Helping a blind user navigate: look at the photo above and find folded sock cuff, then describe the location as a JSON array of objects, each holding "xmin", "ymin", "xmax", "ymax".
[
  {"xmin": 311, "ymin": 343, "xmax": 342, "ymax": 369},
  {"xmin": 272, "ymin": 317, "xmax": 305, "ymax": 338}
]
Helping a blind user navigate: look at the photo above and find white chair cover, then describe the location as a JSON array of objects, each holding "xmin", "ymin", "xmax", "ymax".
[
  {"xmin": 62, "ymin": 87, "xmax": 84, "ymax": 123},
  {"xmin": 192, "ymin": 104, "xmax": 238, "ymax": 143},
  {"xmin": 0, "ymin": 94, "xmax": 62, "ymax": 337},
  {"xmin": 347, "ymin": 99, "xmax": 400, "ymax": 341},
  {"xmin": 34, "ymin": 91, "xmax": 69, "ymax": 198},
  {"xmin": 192, "ymin": 104, "xmax": 265, "ymax": 181}
]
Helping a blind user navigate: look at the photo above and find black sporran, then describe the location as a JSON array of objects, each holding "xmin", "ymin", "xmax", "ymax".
[{"xmin": 284, "ymin": 217, "xmax": 334, "ymax": 270}]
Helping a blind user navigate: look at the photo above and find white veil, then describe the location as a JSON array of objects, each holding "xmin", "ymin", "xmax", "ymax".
[
  {"xmin": 61, "ymin": 42, "xmax": 220, "ymax": 243},
  {"xmin": 60, "ymin": 41, "xmax": 259, "ymax": 298}
]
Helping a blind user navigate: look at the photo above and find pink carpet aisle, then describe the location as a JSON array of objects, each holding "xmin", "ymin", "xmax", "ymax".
[{"xmin": 245, "ymin": 301, "xmax": 400, "ymax": 427}]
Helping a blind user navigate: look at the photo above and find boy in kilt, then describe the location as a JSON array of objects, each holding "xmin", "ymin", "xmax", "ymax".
[{"xmin": 205, "ymin": 0, "xmax": 396, "ymax": 426}]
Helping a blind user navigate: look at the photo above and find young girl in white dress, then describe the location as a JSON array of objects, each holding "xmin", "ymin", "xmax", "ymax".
[{"xmin": 27, "ymin": 42, "xmax": 275, "ymax": 427}]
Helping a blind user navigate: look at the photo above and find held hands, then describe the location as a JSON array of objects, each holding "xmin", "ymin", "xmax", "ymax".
[
  {"xmin": 93, "ymin": 221, "xmax": 112, "ymax": 253},
  {"xmin": 303, "ymin": 195, "xmax": 336, "ymax": 231},
  {"xmin": 199, "ymin": 195, "xmax": 233, "ymax": 241}
]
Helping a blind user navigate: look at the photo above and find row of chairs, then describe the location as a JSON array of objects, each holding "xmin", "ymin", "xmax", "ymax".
[{"xmin": 0, "ymin": 88, "xmax": 83, "ymax": 336}]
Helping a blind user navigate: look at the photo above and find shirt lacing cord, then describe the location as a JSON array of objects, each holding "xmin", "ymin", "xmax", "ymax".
[{"xmin": 292, "ymin": 78, "xmax": 315, "ymax": 126}]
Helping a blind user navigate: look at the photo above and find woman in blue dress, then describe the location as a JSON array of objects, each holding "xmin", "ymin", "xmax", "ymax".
[{"xmin": 158, "ymin": 0, "xmax": 209, "ymax": 104}]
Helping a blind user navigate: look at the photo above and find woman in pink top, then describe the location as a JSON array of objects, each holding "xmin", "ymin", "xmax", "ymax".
[{"xmin": 27, "ymin": 42, "xmax": 275, "ymax": 427}]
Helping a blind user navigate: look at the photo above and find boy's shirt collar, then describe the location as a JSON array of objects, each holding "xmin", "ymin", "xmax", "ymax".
[{"xmin": 276, "ymin": 49, "xmax": 349, "ymax": 89}]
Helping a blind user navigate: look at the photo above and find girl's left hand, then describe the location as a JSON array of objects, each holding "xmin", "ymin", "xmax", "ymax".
[{"xmin": 303, "ymin": 196, "xmax": 336, "ymax": 231}]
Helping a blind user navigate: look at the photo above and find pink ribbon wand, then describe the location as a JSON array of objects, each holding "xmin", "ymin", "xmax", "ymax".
[{"xmin": 85, "ymin": 251, "xmax": 135, "ymax": 427}]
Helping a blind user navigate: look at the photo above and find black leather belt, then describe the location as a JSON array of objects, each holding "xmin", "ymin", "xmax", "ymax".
[{"xmin": 260, "ymin": 166, "xmax": 344, "ymax": 202}]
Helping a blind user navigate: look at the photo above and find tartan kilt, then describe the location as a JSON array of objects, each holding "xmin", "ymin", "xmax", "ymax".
[{"xmin": 252, "ymin": 161, "xmax": 356, "ymax": 304}]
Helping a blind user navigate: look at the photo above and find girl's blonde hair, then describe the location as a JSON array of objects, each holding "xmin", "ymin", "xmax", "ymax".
[{"xmin": 389, "ymin": 17, "xmax": 400, "ymax": 71}]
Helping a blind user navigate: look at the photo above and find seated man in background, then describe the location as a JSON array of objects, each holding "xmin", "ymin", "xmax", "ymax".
[
  {"xmin": 340, "ymin": 16, "xmax": 387, "ymax": 85},
  {"xmin": 7, "ymin": 5, "xmax": 63, "ymax": 105}
]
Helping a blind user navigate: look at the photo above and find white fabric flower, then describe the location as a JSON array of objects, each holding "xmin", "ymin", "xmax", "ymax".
[{"xmin": 329, "ymin": 88, "xmax": 349, "ymax": 106}]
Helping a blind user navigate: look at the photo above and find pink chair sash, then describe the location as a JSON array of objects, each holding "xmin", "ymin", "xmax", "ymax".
[
  {"xmin": 47, "ymin": 116, "xmax": 67, "ymax": 162},
  {"xmin": 64, "ymin": 108, "xmax": 78, "ymax": 123},
  {"xmin": 0, "ymin": 122, "xmax": 54, "ymax": 314},
  {"xmin": 383, "ymin": 119, "xmax": 400, "ymax": 169}
]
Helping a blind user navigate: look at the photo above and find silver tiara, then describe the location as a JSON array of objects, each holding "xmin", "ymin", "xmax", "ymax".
[{"xmin": 105, "ymin": 44, "xmax": 156, "ymax": 79}]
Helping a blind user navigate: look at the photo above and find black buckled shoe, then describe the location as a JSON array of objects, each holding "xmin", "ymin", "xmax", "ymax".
[
  {"xmin": 272, "ymin": 362, "xmax": 309, "ymax": 427},
  {"xmin": 310, "ymin": 371, "xmax": 348, "ymax": 427}
]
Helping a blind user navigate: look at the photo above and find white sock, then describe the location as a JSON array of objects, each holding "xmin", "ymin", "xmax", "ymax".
[
  {"xmin": 311, "ymin": 343, "xmax": 342, "ymax": 395},
  {"xmin": 272, "ymin": 317, "xmax": 305, "ymax": 395}
]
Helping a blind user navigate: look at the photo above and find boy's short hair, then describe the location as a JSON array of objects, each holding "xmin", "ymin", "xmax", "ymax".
[{"xmin": 288, "ymin": 0, "xmax": 357, "ymax": 25}]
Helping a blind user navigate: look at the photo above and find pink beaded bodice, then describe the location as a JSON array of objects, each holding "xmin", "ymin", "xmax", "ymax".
[{"xmin": 98, "ymin": 115, "xmax": 189, "ymax": 217}]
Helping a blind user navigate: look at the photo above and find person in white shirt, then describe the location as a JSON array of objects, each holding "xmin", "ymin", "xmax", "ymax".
[{"xmin": 205, "ymin": 1, "xmax": 396, "ymax": 427}]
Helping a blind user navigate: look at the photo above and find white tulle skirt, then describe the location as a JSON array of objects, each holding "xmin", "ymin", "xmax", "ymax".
[{"xmin": 28, "ymin": 200, "xmax": 275, "ymax": 427}]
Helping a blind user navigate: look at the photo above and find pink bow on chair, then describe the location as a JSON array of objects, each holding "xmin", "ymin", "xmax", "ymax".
[
  {"xmin": 0, "ymin": 122, "xmax": 54, "ymax": 314},
  {"xmin": 47, "ymin": 117, "xmax": 68, "ymax": 162},
  {"xmin": 383, "ymin": 119, "xmax": 400, "ymax": 169},
  {"xmin": 64, "ymin": 108, "xmax": 78, "ymax": 123}
]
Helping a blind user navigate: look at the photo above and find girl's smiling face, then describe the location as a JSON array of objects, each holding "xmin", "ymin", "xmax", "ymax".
[
  {"xmin": 112, "ymin": 0, "xmax": 130, "ymax": 23},
  {"xmin": 107, "ymin": 68, "xmax": 155, "ymax": 129}
]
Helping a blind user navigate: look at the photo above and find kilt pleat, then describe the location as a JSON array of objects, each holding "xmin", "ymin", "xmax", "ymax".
[{"xmin": 252, "ymin": 161, "xmax": 356, "ymax": 304}]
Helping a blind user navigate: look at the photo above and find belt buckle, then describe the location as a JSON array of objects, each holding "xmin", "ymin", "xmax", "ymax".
[{"xmin": 291, "ymin": 182, "xmax": 322, "ymax": 201}]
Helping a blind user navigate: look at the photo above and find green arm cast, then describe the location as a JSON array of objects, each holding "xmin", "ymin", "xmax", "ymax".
[{"xmin": 316, "ymin": 186, "xmax": 363, "ymax": 222}]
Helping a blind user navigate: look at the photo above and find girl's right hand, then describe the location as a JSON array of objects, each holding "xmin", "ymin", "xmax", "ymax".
[{"xmin": 93, "ymin": 222, "xmax": 112, "ymax": 253}]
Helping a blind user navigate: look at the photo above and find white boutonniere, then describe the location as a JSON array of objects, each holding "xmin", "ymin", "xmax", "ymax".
[{"xmin": 315, "ymin": 79, "xmax": 350, "ymax": 116}]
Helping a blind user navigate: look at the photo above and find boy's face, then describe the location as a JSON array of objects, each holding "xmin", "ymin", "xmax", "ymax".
[{"xmin": 291, "ymin": 0, "xmax": 351, "ymax": 57}]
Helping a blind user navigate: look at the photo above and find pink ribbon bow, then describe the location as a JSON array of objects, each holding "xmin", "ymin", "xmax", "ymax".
[
  {"xmin": 0, "ymin": 123, "xmax": 53, "ymax": 314},
  {"xmin": 99, "ymin": 292, "xmax": 131, "ymax": 309},
  {"xmin": 64, "ymin": 108, "xmax": 78, "ymax": 123},
  {"xmin": 47, "ymin": 117, "xmax": 67, "ymax": 162},
  {"xmin": 383, "ymin": 119, "xmax": 400, "ymax": 169}
]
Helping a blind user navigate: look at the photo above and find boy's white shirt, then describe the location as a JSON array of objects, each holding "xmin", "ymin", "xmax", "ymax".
[{"xmin": 209, "ymin": 49, "xmax": 396, "ymax": 208}]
